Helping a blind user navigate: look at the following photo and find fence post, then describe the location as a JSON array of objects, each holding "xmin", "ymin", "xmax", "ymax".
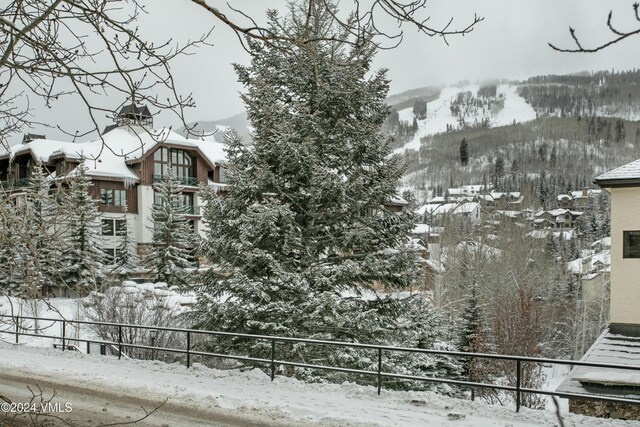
[
  {"xmin": 186, "ymin": 331, "xmax": 191, "ymax": 369},
  {"xmin": 61, "ymin": 320, "xmax": 66, "ymax": 351},
  {"xmin": 14, "ymin": 316, "xmax": 19, "ymax": 344},
  {"xmin": 87, "ymin": 341, "xmax": 90, "ymax": 354},
  {"xmin": 270, "ymin": 339, "xmax": 275, "ymax": 381},
  {"xmin": 377, "ymin": 347, "xmax": 382, "ymax": 395},
  {"xmin": 516, "ymin": 359, "xmax": 521, "ymax": 413},
  {"xmin": 118, "ymin": 325, "xmax": 122, "ymax": 360}
]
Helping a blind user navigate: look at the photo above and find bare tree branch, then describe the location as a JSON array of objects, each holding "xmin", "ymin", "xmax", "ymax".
[{"xmin": 549, "ymin": 2, "xmax": 640, "ymax": 53}]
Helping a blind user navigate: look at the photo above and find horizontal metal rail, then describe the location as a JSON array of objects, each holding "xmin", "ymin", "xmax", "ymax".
[{"xmin": 2, "ymin": 313, "xmax": 640, "ymax": 412}]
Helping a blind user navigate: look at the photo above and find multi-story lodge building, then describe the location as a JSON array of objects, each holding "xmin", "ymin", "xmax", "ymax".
[{"xmin": 0, "ymin": 105, "xmax": 229, "ymax": 262}]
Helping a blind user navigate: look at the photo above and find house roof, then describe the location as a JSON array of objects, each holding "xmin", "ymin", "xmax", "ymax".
[
  {"xmin": 595, "ymin": 159, "xmax": 640, "ymax": 186},
  {"xmin": 556, "ymin": 329, "xmax": 640, "ymax": 398},
  {"xmin": 0, "ymin": 127, "xmax": 228, "ymax": 184}
]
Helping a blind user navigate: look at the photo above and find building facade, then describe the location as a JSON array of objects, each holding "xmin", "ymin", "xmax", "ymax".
[{"xmin": 0, "ymin": 105, "xmax": 229, "ymax": 266}]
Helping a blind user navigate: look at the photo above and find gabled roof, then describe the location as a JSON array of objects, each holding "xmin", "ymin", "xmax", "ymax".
[
  {"xmin": 0, "ymin": 127, "xmax": 228, "ymax": 184},
  {"xmin": 119, "ymin": 103, "xmax": 151, "ymax": 117},
  {"xmin": 595, "ymin": 159, "xmax": 640, "ymax": 187}
]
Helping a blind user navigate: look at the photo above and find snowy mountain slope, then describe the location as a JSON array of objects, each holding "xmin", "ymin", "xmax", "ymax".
[
  {"xmin": 1, "ymin": 342, "xmax": 636, "ymax": 427},
  {"xmin": 493, "ymin": 84, "xmax": 537, "ymax": 126},
  {"xmin": 394, "ymin": 84, "xmax": 536, "ymax": 154}
]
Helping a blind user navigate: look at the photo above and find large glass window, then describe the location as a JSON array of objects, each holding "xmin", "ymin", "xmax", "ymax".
[
  {"xmin": 219, "ymin": 167, "xmax": 228, "ymax": 184},
  {"xmin": 623, "ymin": 231, "xmax": 640, "ymax": 258},
  {"xmin": 153, "ymin": 147, "xmax": 193, "ymax": 181},
  {"xmin": 153, "ymin": 191, "xmax": 194, "ymax": 214},
  {"xmin": 100, "ymin": 189, "xmax": 127, "ymax": 206},
  {"xmin": 102, "ymin": 219, "xmax": 126, "ymax": 236},
  {"xmin": 102, "ymin": 248, "xmax": 117, "ymax": 265}
]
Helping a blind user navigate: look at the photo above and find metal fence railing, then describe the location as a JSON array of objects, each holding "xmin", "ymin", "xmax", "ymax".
[{"xmin": 1, "ymin": 313, "xmax": 639, "ymax": 413}]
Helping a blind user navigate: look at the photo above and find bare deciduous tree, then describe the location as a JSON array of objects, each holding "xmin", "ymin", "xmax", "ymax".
[{"xmin": 0, "ymin": 0, "xmax": 482, "ymax": 149}]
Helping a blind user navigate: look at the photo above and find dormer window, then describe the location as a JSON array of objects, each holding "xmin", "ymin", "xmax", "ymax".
[{"xmin": 153, "ymin": 147, "xmax": 196, "ymax": 186}]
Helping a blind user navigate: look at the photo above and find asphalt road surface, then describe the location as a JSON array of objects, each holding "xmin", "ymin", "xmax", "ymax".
[{"xmin": 0, "ymin": 371, "xmax": 294, "ymax": 427}]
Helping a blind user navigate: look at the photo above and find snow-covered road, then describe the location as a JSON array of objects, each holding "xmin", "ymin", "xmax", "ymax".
[{"xmin": 0, "ymin": 341, "xmax": 638, "ymax": 426}]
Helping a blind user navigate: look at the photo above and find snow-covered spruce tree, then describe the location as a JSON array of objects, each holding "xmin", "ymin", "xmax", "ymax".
[
  {"xmin": 147, "ymin": 173, "xmax": 196, "ymax": 288},
  {"xmin": 22, "ymin": 163, "xmax": 66, "ymax": 296},
  {"xmin": 60, "ymin": 162, "xmax": 105, "ymax": 294},
  {"xmin": 195, "ymin": 2, "xmax": 457, "ymax": 388},
  {"xmin": 108, "ymin": 203, "xmax": 141, "ymax": 283},
  {"xmin": 0, "ymin": 164, "xmax": 65, "ymax": 296}
]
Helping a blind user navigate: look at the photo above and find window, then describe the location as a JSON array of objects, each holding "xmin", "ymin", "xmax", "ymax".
[
  {"xmin": 153, "ymin": 147, "xmax": 193, "ymax": 180},
  {"xmin": 102, "ymin": 248, "xmax": 117, "ymax": 265},
  {"xmin": 153, "ymin": 191, "xmax": 194, "ymax": 214},
  {"xmin": 100, "ymin": 189, "xmax": 127, "ymax": 206},
  {"xmin": 623, "ymin": 231, "xmax": 640, "ymax": 258},
  {"xmin": 219, "ymin": 167, "xmax": 228, "ymax": 184},
  {"xmin": 102, "ymin": 219, "xmax": 126, "ymax": 236}
]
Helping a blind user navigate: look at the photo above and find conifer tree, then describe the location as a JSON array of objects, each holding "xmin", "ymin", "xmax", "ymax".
[
  {"xmin": 60, "ymin": 162, "xmax": 105, "ymax": 293},
  {"xmin": 22, "ymin": 163, "xmax": 65, "ymax": 295},
  {"xmin": 148, "ymin": 173, "xmax": 196, "ymax": 288},
  {"xmin": 459, "ymin": 137, "xmax": 469, "ymax": 166},
  {"xmin": 109, "ymin": 203, "xmax": 141, "ymax": 281},
  {"xmin": 195, "ymin": 1, "xmax": 454, "ymax": 386}
]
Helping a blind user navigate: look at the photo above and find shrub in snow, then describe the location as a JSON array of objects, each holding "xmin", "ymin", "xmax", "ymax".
[{"xmin": 84, "ymin": 282, "xmax": 190, "ymax": 361}]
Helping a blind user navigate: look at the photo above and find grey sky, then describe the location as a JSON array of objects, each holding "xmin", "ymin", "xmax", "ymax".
[{"xmin": 22, "ymin": 1, "xmax": 640, "ymax": 141}]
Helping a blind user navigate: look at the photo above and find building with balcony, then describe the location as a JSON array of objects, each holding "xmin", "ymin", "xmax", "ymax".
[{"xmin": 0, "ymin": 104, "xmax": 229, "ymax": 267}]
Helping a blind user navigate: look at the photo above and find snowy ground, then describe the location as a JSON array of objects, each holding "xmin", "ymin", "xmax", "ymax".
[
  {"xmin": 394, "ymin": 84, "xmax": 537, "ymax": 154},
  {"xmin": 1, "ymin": 342, "xmax": 639, "ymax": 427}
]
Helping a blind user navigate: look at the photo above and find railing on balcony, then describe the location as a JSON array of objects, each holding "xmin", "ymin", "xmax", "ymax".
[
  {"xmin": 152, "ymin": 204, "xmax": 201, "ymax": 216},
  {"xmin": 152, "ymin": 174, "xmax": 200, "ymax": 187}
]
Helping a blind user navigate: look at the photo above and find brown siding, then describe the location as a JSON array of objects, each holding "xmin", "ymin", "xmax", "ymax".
[
  {"xmin": 92, "ymin": 180, "xmax": 138, "ymax": 213},
  {"xmin": 131, "ymin": 144, "xmax": 214, "ymax": 187}
]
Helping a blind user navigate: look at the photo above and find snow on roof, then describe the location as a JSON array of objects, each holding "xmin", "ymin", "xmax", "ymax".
[
  {"xmin": 495, "ymin": 210, "xmax": 521, "ymax": 218},
  {"xmin": 389, "ymin": 195, "xmax": 408, "ymax": 206},
  {"xmin": 557, "ymin": 330, "xmax": 640, "ymax": 398},
  {"xmin": 412, "ymin": 223, "xmax": 431, "ymax": 235},
  {"xmin": 489, "ymin": 191, "xmax": 520, "ymax": 199},
  {"xmin": 567, "ymin": 250, "xmax": 611, "ymax": 275},
  {"xmin": 429, "ymin": 196, "xmax": 446, "ymax": 204},
  {"xmin": 591, "ymin": 237, "xmax": 612, "ymax": 248},
  {"xmin": 596, "ymin": 159, "xmax": 640, "ymax": 183},
  {"xmin": 547, "ymin": 208, "xmax": 569, "ymax": 217},
  {"xmin": 452, "ymin": 202, "xmax": 480, "ymax": 214},
  {"xmin": 571, "ymin": 189, "xmax": 602, "ymax": 198},
  {"xmin": 0, "ymin": 126, "xmax": 228, "ymax": 183},
  {"xmin": 557, "ymin": 194, "xmax": 572, "ymax": 201},
  {"xmin": 424, "ymin": 258, "xmax": 445, "ymax": 273}
]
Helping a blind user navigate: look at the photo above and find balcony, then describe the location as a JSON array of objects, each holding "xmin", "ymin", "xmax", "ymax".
[
  {"xmin": 153, "ymin": 174, "xmax": 200, "ymax": 187},
  {"xmin": 152, "ymin": 204, "xmax": 201, "ymax": 216}
]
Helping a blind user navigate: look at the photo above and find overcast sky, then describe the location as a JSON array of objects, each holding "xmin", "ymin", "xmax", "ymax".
[{"xmin": 20, "ymin": 1, "xmax": 640, "ymax": 141}]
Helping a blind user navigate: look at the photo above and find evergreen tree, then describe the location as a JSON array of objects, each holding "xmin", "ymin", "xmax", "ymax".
[
  {"xmin": 459, "ymin": 137, "xmax": 469, "ymax": 166},
  {"xmin": 458, "ymin": 282, "xmax": 495, "ymax": 399},
  {"xmin": 195, "ymin": 2, "xmax": 454, "ymax": 386},
  {"xmin": 148, "ymin": 172, "xmax": 196, "ymax": 288},
  {"xmin": 60, "ymin": 162, "xmax": 105, "ymax": 293},
  {"xmin": 109, "ymin": 203, "xmax": 141, "ymax": 281},
  {"xmin": 23, "ymin": 163, "xmax": 65, "ymax": 295}
]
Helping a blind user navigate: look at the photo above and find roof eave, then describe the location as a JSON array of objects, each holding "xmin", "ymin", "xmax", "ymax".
[{"xmin": 594, "ymin": 177, "xmax": 640, "ymax": 188}]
